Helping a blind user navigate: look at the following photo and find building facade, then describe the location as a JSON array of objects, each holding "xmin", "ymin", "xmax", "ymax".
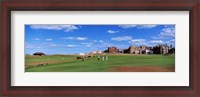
[
  {"xmin": 128, "ymin": 46, "xmax": 150, "ymax": 54},
  {"xmin": 105, "ymin": 44, "xmax": 173, "ymax": 55},
  {"xmin": 108, "ymin": 47, "xmax": 118, "ymax": 53},
  {"xmin": 153, "ymin": 44, "xmax": 169, "ymax": 54}
]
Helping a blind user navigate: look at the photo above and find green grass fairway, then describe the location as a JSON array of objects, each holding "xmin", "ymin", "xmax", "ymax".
[{"xmin": 25, "ymin": 54, "xmax": 175, "ymax": 72}]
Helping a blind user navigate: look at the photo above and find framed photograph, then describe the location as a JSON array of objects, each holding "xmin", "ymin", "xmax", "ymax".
[
  {"xmin": 1, "ymin": 0, "xmax": 199, "ymax": 96},
  {"xmin": 24, "ymin": 24, "xmax": 176, "ymax": 72}
]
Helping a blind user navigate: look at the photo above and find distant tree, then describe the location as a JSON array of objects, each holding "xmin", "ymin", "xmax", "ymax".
[
  {"xmin": 104, "ymin": 49, "xmax": 108, "ymax": 53},
  {"xmin": 170, "ymin": 44, "xmax": 173, "ymax": 48},
  {"xmin": 33, "ymin": 52, "xmax": 45, "ymax": 56}
]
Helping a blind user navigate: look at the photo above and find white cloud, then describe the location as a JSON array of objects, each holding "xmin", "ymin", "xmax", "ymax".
[
  {"xmin": 97, "ymin": 42, "xmax": 114, "ymax": 48},
  {"xmin": 160, "ymin": 26, "xmax": 175, "ymax": 37},
  {"xmin": 81, "ymin": 43, "xmax": 93, "ymax": 45},
  {"xmin": 42, "ymin": 43, "xmax": 57, "ymax": 47},
  {"xmin": 66, "ymin": 45, "xmax": 76, "ymax": 48},
  {"xmin": 25, "ymin": 42, "xmax": 35, "ymax": 49},
  {"xmin": 26, "ymin": 42, "xmax": 57, "ymax": 49},
  {"xmin": 131, "ymin": 39, "xmax": 146, "ymax": 43},
  {"xmin": 129, "ymin": 39, "xmax": 147, "ymax": 45},
  {"xmin": 151, "ymin": 36, "xmax": 165, "ymax": 39},
  {"xmin": 93, "ymin": 40, "xmax": 97, "ymax": 43},
  {"xmin": 166, "ymin": 39, "xmax": 175, "ymax": 46},
  {"xmin": 30, "ymin": 25, "xmax": 79, "ymax": 32},
  {"xmin": 111, "ymin": 36, "xmax": 132, "ymax": 41},
  {"xmin": 107, "ymin": 30, "xmax": 119, "ymax": 34},
  {"xmin": 151, "ymin": 36, "xmax": 171, "ymax": 40},
  {"xmin": 118, "ymin": 25, "xmax": 137, "ymax": 29},
  {"xmin": 148, "ymin": 40, "xmax": 163, "ymax": 44},
  {"xmin": 81, "ymin": 42, "xmax": 94, "ymax": 47},
  {"xmin": 119, "ymin": 25, "xmax": 157, "ymax": 29},
  {"xmin": 147, "ymin": 39, "xmax": 175, "ymax": 47},
  {"xmin": 60, "ymin": 37, "xmax": 88, "ymax": 41},
  {"xmin": 45, "ymin": 38, "xmax": 52, "ymax": 41},
  {"xmin": 114, "ymin": 44, "xmax": 130, "ymax": 49},
  {"xmin": 138, "ymin": 25, "xmax": 157, "ymax": 29},
  {"xmin": 61, "ymin": 37, "xmax": 74, "ymax": 40},
  {"xmin": 169, "ymin": 39, "xmax": 175, "ymax": 42},
  {"xmin": 151, "ymin": 25, "xmax": 175, "ymax": 39},
  {"xmin": 76, "ymin": 37, "xmax": 88, "ymax": 40},
  {"xmin": 33, "ymin": 38, "xmax": 40, "ymax": 41},
  {"xmin": 99, "ymin": 40, "xmax": 103, "ymax": 43},
  {"xmin": 129, "ymin": 39, "xmax": 168, "ymax": 46},
  {"xmin": 48, "ymin": 44, "xmax": 57, "ymax": 47},
  {"xmin": 85, "ymin": 45, "xmax": 92, "ymax": 47}
]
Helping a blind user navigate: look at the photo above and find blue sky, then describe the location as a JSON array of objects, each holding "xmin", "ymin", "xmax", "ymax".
[{"xmin": 25, "ymin": 24, "xmax": 175, "ymax": 54}]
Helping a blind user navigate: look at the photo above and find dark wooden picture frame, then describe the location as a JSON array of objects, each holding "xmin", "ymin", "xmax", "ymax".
[{"xmin": 0, "ymin": 0, "xmax": 199, "ymax": 96}]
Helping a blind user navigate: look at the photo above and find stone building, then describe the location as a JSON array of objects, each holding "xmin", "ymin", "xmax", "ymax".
[
  {"xmin": 153, "ymin": 44, "xmax": 169, "ymax": 54},
  {"xmin": 129, "ymin": 46, "xmax": 140, "ymax": 54},
  {"xmin": 128, "ymin": 46, "xmax": 149, "ymax": 54},
  {"xmin": 108, "ymin": 47, "xmax": 118, "ymax": 53},
  {"xmin": 104, "ymin": 44, "xmax": 173, "ymax": 55}
]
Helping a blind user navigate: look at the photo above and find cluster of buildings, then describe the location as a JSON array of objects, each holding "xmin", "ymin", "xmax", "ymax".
[
  {"xmin": 106, "ymin": 44, "xmax": 175, "ymax": 55},
  {"xmin": 32, "ymin": 44, "xmax": 175, "ymax": 56},
  {"xmin": 79, "ymin": 44, "xmax": 175, "ymax": 55},
  {"xmin": 92, "ymin": 50, "xmax": 103, "ymax": 54}
]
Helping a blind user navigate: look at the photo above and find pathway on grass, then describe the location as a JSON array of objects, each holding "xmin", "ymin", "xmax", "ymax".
[{"xmin": 111, "ymin": 66, "xmax": 175, "ymax": 72}]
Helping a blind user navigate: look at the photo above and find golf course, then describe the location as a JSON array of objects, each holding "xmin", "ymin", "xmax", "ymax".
[{"xmin": 25, "ymin": 54, "xmax": 175, "ymax": 72}]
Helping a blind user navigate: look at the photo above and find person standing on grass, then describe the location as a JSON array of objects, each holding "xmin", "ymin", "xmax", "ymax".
[
  {"xmin": 106, "ymin": 56, "xmax": 108, "ymax": 61},
  {"xmin": 98, "ymin": 56, "xmax": 100, "ymax": 61},
  {"xmin": 102, "ymin": 56, "xmax": 104, "ymax": 61},
  {"xmin": 82, "ymin": 57, "xmax": 85, "ymax": 61}
]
